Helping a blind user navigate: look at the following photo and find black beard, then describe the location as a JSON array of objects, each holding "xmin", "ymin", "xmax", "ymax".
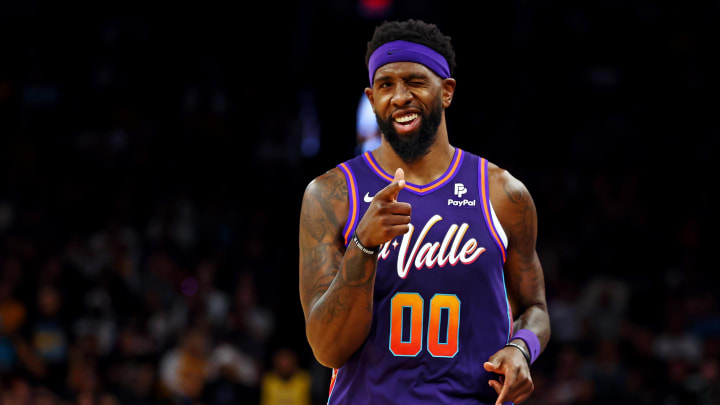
[{"xmin": 376, "ymin": 100, "xmax": 443, "ymax": 164}]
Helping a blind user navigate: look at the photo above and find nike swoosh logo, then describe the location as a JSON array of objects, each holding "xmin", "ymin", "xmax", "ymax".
[{"xmin": 364, "ymin": 192, "xmax": 374, "ymax": 203}]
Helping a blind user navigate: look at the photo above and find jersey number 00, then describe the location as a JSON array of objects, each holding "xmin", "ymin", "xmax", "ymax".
[{"xmin": 389, "ymin": 292, "xmax": 461, "ymax": 358}]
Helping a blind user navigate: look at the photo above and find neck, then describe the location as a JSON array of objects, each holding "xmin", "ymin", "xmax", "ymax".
[{"xmin": 373, "ymin": 113, "xmax": 455, "ymax": 185}]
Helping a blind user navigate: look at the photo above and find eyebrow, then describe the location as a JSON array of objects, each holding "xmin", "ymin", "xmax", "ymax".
[
  {"xmin": 404, "ymin": 73, "xmax": 430, "ymax": 81},
  {"xmin": 374, "ymin": 75, "xmax": 393, "ymax": 85},
  {"xmin": 374, "ymin": 72, "xmax": 430, "ymax": 85}
]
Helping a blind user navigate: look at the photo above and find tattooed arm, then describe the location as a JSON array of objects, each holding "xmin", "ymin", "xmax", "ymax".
[
  {"xmin": 491, "ymin": 165, "xmax": 550, "ymax": 352},
  {"xmin": 299, "ymin": 168, "xmax": 410, "ymax": 369},
  {"xmin": 482, "ymin": 163, "xmax": 551, "ymax": 405}
]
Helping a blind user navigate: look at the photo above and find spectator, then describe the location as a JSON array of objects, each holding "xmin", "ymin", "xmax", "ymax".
[
  {"xmin": 0, "ymin": 282, "xmax": 26, "ymax": 372},
  {"xmin": 159, "ymin": 328, "xmax": 211, "ymax": 401},
  {"xmin": 577, "ymin": 278, "xmax": 629, "ymax": 340},
  {"xmin": 204, "ymin": 341, "xmax": 260, "ymax": 405},
  {"xmin": 654, "ymin": 309, "xmax": 703, "ymax": 364},
  {"xmin": 260, "ymin": 349, "xmax": 310, "ymax": 405}
]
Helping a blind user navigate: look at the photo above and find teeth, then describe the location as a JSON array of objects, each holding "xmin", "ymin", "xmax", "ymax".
[{"xmin": 395, "ymin": 113, "xmax": 418, "ymax": 123}]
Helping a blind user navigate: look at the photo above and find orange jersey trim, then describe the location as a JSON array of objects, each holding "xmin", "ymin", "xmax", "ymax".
[
  {"xmin": 328, "ymin": 368, "xmax": 338, "ymax": 402},
  {"xmin": 363, "ymin": 149, "xmax": 464, "ymax": 194},
  {"xmin": 338, "ymin": 163, "xmax": 358, "ymax": 246}
]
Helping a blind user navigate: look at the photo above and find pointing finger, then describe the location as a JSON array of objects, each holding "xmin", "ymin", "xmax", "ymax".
[
  {"xmin": 496, "ymin": 381, "xmax": 510, "ymax": 405},
  {"xmin": 495, "ymin": 367, "xmax": 516, "ymax": 405}
]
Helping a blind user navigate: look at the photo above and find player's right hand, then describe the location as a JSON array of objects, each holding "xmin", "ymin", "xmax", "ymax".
[{"xmin": 354, "ymin": 168, "xmax": 412, "ymax": 248}]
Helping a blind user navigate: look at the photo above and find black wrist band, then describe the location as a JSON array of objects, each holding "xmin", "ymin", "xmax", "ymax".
[
  {"xmin": 505, "ymin": 342, "xmax": 531, "ymax": 365},
  {"xmin": 352, "ymin": 232, "xmax": 378, "ymax": 255}
]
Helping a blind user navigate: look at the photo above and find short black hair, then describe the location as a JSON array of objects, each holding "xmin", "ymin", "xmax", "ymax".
[{"xmin": 365, "ymin": 19, "xmax": 456, "ymax": 76}]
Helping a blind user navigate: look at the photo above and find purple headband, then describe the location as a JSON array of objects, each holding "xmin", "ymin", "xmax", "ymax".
[{"xmin": 368, "ymin": 40, "xmax": 450, "ymax": 86}]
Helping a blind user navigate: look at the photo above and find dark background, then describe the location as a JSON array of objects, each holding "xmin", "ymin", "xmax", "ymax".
[{"xmin": 0, "ymin": 1, "xmax": 718, "ymax": 404}]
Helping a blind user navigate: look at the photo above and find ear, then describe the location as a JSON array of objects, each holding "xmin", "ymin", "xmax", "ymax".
[
  {"xmin": 364, "ymin": 87, "xmax": 375, "ymax": 112},
  {"xmin": 441, "ymin": 78, "xmax": 456, "ymax": 109}
]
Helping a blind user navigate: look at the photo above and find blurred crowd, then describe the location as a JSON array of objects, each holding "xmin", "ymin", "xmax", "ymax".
[
  {"xmin": 0, "ymin": 171, "xmax": 311, "ymax": 405},
  {"xmin": 1, "ymin": 2, "xmax": 719, "ymax": 405},
  {"xmin": 0, "ymin": 10, "xmax": 313, "ymax": 405}
]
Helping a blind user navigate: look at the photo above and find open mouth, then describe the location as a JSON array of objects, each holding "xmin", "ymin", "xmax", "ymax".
[{"xmin": 392, "ymin": 112, "xmax": 421, "ymax": 134}]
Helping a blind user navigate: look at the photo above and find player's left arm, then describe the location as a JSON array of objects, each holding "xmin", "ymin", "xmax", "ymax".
[{"xmin": 483, "ymin": 164, "xmax": 551, "ymax": 405}]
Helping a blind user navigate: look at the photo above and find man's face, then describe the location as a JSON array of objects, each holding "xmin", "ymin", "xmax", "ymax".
[{"xmin": 366, "ymin": 62, "xmax": 454, "ymax": 163}]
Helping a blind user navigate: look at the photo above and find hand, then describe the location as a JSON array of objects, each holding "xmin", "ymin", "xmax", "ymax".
[
  {"xmin": 354, "ymin": 168, "xmax": 412, "ymax": 247},
  {"xmin": 483, "ymin": 344, "xmax": 534, "ymax": 405}
]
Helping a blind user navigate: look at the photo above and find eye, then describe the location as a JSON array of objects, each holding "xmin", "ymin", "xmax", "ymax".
[{"xmin": 379, "ymin": 82, "xmax": 392, "ymax": 88}]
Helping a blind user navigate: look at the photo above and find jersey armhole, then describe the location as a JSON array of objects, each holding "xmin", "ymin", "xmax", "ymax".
[
  {"xmin": 327, "ymin": 368, "xmax": 339, "ymax": 404},
  {"xmin": 478, "ymin": 157, "xmax": 508, "ymax": 263},
  {"xmin": 489, "ymin": 201, "xmax": 509, "ymax": 249},
  {"xmin": 479, "ymin": 157, "xmax": 513, "ymax": 342}
]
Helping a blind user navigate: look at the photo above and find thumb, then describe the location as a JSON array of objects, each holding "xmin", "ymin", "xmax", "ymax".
[
  {"xmin": 375, "ymin": 168, "xmax": 406, "ymax": 201},
  {"xmin": 484, "ymin": 360, "xmax": 502, "ymax": 373},
  {"xmin": 393, "ymin": 167, "xmax": 405, "ymax": 183}
]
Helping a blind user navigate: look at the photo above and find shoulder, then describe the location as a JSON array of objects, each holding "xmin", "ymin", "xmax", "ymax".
[
  {"xmin": 303, "ymin": 167, "xmax": 348, "ymax": 204},
  {"xmin": 485, "ymin": 160, "xmax": 537, "ymax": 244},
  {"xmin": 300, "ymin": 167, "xmax": 349, "ymax": 238},
  {"xmin": 486, "ymin": 161, "xmax": 531, "ymax": 205},
  {"xmin": 463, "ymin": 150, "xmax": 525, "ymax": 196}
]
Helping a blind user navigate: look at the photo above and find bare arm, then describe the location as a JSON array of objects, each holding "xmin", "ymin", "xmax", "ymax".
[
  {"xmin": 299, "ymin": 168, "xmax": 410, "ymax": 368},
  {"xmin": 491, "ymin": 168, "xmax": 550, "ymax": 351},
  {"xmin": 483, "ymin": 165, "xmax": 551, "ymax": 405}
]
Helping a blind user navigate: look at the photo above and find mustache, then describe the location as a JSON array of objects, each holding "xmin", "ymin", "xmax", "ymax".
[{"xmin": 375, "ymin": 101, "xmax": 443, "ymax": 164}]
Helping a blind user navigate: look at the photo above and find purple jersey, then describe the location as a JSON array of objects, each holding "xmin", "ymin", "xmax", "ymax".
[{"xmin": 330, "ymin": 149, "xmax": 513, "ymax": 404}]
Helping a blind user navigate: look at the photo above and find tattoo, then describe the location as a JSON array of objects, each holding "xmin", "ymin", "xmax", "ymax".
[
  {"xmin": 313, "ymin": 246, "xmax": 376, "ymax": 324},
  {"xmin": 504, "ymin": 181, "xmax": 525, "ymax": 203},
  {"xmin": 301, "ymin": 210, "xmax": 326, "ymax": 242},
  {"xmin": 503, "ymin": 179, "xmax": 537, "ymax": 265},
  {"xmin": 316, "ymin": 284, "xmax": 352, "ymax": 323},
  {"xmin": 302, "ymin": 242, "xmax": 341, "ymax": 300},
  {"xmin": 496, "ymin": 171, "xmax": 550, "ymax": 351},
  {"xmin": 342, "ymin": 249, "xmax": 377, "ymax": 287},
  {"xmin": 299, "ymin": 168, "xmax": 377, "ymax": 327},
  {"xmin": 301, "ymin": 172, "xmax": 346, "ymax": 242}
]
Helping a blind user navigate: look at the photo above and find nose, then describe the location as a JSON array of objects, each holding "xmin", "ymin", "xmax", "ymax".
[{"xmin": 390, "ymin": 82, "xmax": 412, "ymax": 107}]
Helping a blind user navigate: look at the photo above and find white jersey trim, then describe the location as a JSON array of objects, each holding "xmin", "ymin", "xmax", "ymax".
[{"xmin": 489, "ymin": 200, "xmax": 508, "ymax": 249}]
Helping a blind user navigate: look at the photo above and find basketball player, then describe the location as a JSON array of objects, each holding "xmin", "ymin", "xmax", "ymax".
[{"xmin": 299, "ymin": 20, "xmax": 550, "ymax": 405}]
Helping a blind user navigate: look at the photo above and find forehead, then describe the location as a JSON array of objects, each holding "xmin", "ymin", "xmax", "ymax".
[{"xmin": 373, "ymin": 62, "xmax": 438, "ymax": 82}]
